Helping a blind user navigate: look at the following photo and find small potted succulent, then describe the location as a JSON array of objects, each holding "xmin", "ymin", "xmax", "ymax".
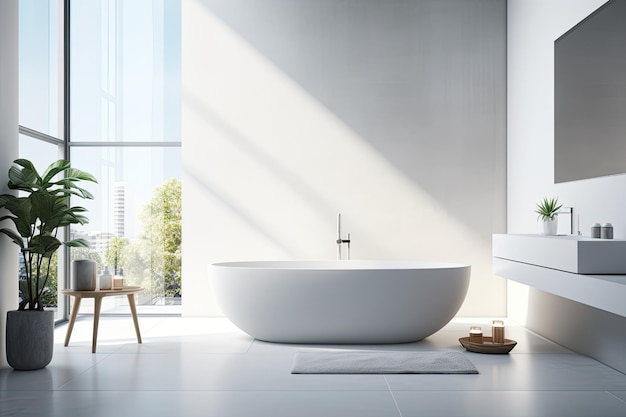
[
  {"xmin": 535, "ymin": 197, "xmax": 562, "ymax": 235},
  {"xmin": 0, "ymin": 159, "xmax": 97, "ymax": 370}
]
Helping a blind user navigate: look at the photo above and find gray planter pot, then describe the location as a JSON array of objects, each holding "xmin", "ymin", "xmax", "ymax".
[{"xmin": 6, "ymin": 310, "xmax": 54, "ymax": 371}]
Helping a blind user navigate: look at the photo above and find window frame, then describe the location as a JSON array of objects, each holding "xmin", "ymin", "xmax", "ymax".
[{"xmin": 18, "ymin": 0, "xmax": 182, "ymax": 324}]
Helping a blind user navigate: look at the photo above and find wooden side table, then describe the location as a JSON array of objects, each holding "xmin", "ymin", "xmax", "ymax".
[{"xmin": 61, "ymin": 286, "xmax": 144, "ymax": 353}]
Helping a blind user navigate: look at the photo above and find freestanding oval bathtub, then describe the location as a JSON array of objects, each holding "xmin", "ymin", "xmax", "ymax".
[{"xmin": 208, "ymin": 260, "xmax": 470, "ymax": 344}]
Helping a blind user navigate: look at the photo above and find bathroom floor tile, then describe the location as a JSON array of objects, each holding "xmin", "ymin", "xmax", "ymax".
[
  {"xmin": 53, "ymin": 316, "xmax": 167, "ymax": 354},
  {"xmin": 114, "ymin": 332, "xmax": 254, "ymax": 355},
  {"xmin": 392, "ymin": 390, "xmax": 626, "ymax": 417},
  {"xmin": 57, "ymin": 316, "xmax": 255, "ymax": 355},
  {"xmin": 386, "ymin": 353, "xmax": 626, "ymax": 391},
  {"xmin": 58, "ymin": 351, "xmax": 389, "ymax": 391},
  {"xmin": 3, "ymin": 317, "xmax": 626, "ymax": 417},
  {"xmin": 0, "ymin": 353, "xmax": 100, "ymax": 391},
  {"xmin": 141, "ymin": 316, "xmax": 242, "ymax": 338},
  {"xmin": 0, "ymin": 390, "xmax": 400, "ymax": 417}
]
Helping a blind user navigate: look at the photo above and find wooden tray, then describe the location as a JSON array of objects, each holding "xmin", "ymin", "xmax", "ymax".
[{"xmin": 459, "ymin": 336, "xmax": 517, "ymax": 354}]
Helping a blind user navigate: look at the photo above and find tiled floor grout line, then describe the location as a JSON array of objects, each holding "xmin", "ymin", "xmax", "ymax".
[
  {"xmin": 384, "ymin": 375, "xmax": 404, "ymax": 417},
  {"xmin": 132, "ymin": 316, "xmax": 168, "ymax": 336},
  {"xmin": 55, "ymin": 353, "xmax": 112, "ymax": 390}
]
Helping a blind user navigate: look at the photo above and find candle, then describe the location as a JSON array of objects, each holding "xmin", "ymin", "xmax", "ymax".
[
  {"xmin": 113, "ymin": 277, "xmax": 124, "ymax": 290},
  {"xmin": 492, "ymin": 320, "xmax": 505, "ymax": 344},
  {"xmin": 469, "ymin": 326, "xmax": 483, "ymax": 343}
]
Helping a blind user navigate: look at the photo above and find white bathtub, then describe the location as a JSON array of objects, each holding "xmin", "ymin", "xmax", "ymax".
[{"xmin": 208, "ymin": 260, "xmax": 470, "ymax": 344}]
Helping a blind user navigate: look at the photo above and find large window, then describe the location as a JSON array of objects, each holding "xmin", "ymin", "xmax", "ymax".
[
  {"xmin": 70, "ymin": 0, "xmax": 182, "ymax": 314},
  {"xmin": 18, "ymin": 0, "xmax": 181, "ymax": 320}
]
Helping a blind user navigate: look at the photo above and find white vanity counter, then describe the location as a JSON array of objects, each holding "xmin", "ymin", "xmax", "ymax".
[
  {"xmin": 493, "ymin": 233, "xmax": 626, "ymax": 274},
  {"xmin": 493, "ymin": 234, "xmax": 626, "ymax": 317}
]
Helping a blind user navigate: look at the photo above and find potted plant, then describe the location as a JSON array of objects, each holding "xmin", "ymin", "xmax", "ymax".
[
  {"xmin": 535, "ymin": 196, "xmax": 562, "ymax": 236},
  {"xmin": 0, "ymin": 159, "xmax": 97, "ymax": 370}
]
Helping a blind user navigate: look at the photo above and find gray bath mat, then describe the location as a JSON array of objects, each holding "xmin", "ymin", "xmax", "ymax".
[{"xmin": 291, "ymin": 350, "xmax": 478, "ymax": 374}]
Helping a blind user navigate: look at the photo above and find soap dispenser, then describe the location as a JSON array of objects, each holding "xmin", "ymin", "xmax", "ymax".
[{"xmin": 99, "ymin": 266, "xmax": 113, "ymax": 290}]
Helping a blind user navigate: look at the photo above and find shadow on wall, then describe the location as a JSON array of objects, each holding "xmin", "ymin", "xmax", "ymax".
[
  {"xmin": 191, "ymin": 0, "xmax": 506, "ymax": 241},
  {"xmin": 184, "ymin": 92, "xmax": 334, "ymax": 212},
  {"xmin": 183, "ymin": 88, "xmax": 391, "ymax": 258},
  {"xmin": 184, "ymin": 168, "xmax": 298, "ymax": 258}
]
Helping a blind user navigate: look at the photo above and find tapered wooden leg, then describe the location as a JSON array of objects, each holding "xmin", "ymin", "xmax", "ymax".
[
  {"xmin": 127, "ymin": 294, "xmax": 142, "ymax": 344},
  {"xmin": 64, "ymin": 295, "xmax": 82, "ymax": 347},
  {"xmin": 92, "ymin": 295, "xmax": 103, "ymax": 353}
]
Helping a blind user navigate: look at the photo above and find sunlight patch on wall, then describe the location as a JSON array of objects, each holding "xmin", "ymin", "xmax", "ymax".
[{"xmin": 182, "ymin": 3, "xmax": 504, "ymax": 316}]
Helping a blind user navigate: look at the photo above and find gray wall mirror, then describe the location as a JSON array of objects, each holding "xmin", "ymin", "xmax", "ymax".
[{"xmin": 554, "ymin": 0, "xmax": 626, "ymax": 183}]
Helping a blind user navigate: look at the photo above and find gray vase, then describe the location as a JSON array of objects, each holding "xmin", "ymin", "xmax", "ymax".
[
  {"xmin": 6, "ymin": 310, "xmax": 54, "ymax": 370},
  {"xmin": 72, "ymin": 260, "xmax": 96, "ymax": 290}
]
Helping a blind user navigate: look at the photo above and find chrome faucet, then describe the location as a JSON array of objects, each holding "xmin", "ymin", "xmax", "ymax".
[
  {"xmin": 336, "ymin": 213, "xmax": 351, "ymax": 260},
  {"xmin": 559, "ymin": 206, "xmax": 576, "ymax": 235}
]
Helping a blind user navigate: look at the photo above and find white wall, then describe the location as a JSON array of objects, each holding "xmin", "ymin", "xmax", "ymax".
[
  {"xmin": 508, "ymin": 0, "xmax": 626, "ymax": 372},
  {"xmin": 182, "ymin": 0, "xmax": 507, "ymax": 316},
  {"xmin": 0, "ymin": 0, "xmax": 19, "ymax": 368}
]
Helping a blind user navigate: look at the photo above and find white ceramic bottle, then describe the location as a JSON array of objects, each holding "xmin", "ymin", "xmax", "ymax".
[{"xmin": 99, "ymin": 266, "xmax": 113, "ymax": 290}]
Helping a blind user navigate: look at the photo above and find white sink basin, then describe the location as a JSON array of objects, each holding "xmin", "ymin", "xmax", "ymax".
[{"xmin": 493, "ymin": 234, "xmax": 626, "ymax": 274}]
